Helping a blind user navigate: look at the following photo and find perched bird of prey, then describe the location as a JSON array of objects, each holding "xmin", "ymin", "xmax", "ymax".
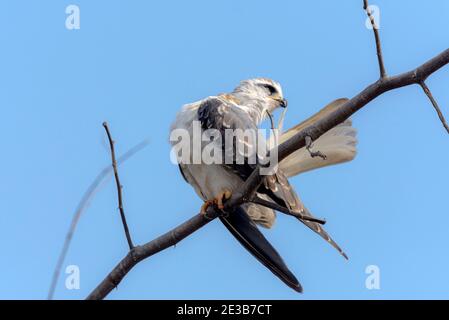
[{"xmin": 170, "ymin": 78, "xmax": 357, "ymax": 292}]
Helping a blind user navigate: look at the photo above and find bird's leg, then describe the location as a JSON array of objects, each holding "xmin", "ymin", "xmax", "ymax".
[
  {"xmin": 200, "ymin": 189, "xmax": 232, "ymax": 215},
  {"xmin": 216, "ymin": 189, "xmax": 232, "ymax": 210},
  {"xmin": 200, "ymin": 200, "xmax": 214, "ymax": 215},
  {"xmin": 305, "ymin": 135, "xmax": 327, "ymax": 160}
]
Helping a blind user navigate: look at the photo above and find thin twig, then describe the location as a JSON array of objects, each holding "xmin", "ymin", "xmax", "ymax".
[
  {"xmin": 419, "ymin": 81, "xmax": 449, "ymax": 134},
  {"xmin": 364, "ymin": 0, "xmax": 387, "ymax": 79},
  {"xmin": 305, "ymin": 135, "xmax": 327, "ymax": 160},
  {"xmin": 47, "ymin": 139, "xmax": 149, "ymax": 300},
  {"xmin": 103, "ymin": 122, "xmax": 134, "ymax": 250},
  {"xmin": 251, "ymin": 195, "xmax": 326, "ymax": 225}
]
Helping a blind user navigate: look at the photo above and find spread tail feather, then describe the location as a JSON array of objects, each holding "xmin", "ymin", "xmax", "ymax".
[
  {"xmin": 220, "ymin": 206, "xmax": 302, "ymax": 293},
  {"xmin": 280, "ymin": 119, "xmax": 357, "ymax": 177},
  {"xmin": 279, "ymin": 98, "xmax": 357, "ymax": 177}
]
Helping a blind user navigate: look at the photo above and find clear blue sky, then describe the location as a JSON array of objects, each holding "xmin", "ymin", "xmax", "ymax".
[{"xmin": 1, "ymin": 0, "xmax": 449, "ymax": 300}]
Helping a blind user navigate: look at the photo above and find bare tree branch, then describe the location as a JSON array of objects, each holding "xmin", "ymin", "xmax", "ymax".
[
  {"xmin": 419, "ymin": 81, "xmax": 449, "ymax": 134},
  {"xmin": 103, "ymin": 122, "xmax": 134, "ymax": 250},
  {"xmin": 364, "ymin": 0, "xmax": 387, "ymax": 78},
  {"xmin": 86, "ymin": 47, "xmax": 449, "ymax": 300}
]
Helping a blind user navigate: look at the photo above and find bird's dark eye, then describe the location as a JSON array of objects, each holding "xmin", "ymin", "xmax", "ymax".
[{"xmin": 261, "ymin": 84, "xmax": 277, "ymax": 96}]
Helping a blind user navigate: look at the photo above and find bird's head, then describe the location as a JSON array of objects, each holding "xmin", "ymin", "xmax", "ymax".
[{"xmin": 232, "ymin": 78, "xmax": 288, "ymax": 113}]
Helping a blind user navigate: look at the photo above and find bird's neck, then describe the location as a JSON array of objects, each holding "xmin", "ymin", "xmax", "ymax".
[{"xmin": 229, "ymin": 93, "xmax": 269, "ymax": 125}]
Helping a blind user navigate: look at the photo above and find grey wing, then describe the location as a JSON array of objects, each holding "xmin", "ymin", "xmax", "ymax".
[
  {"xmin": 197, "ymin": 97, "xmax": 259, "ymax": 179},
  {"xmin": 220, "ymin": 205, "xmax": 302, "ymax": 293},
  {"xmin": 196, "ymin": 98, "xmax": 280, "ymax": 229},
  {"xmin": 274, "ymin": 170, "xmax": 348, "ymax": 259},
  {"xmin": 244, "ymin": 195, "xmax": 277, "ymax": 228}
]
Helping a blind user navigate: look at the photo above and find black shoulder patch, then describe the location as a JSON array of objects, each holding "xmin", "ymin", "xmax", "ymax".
[{"xmin": 197, "ymin": 98, "xmax": 224, "ymax": 131}]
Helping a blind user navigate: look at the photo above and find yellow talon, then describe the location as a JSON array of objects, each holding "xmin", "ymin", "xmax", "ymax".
[
  {"xmin": 200, "ymin": 200, "xmax": 214, "ymax": 215},
  {"xmin": 200, "ymin": 189, "xmax": 232, "ymax": 214}
]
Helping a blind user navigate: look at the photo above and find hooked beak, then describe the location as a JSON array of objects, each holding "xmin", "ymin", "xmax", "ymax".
[{"xmin": 278, "ymin": 98, "xmax": 288, "ymax": 108}]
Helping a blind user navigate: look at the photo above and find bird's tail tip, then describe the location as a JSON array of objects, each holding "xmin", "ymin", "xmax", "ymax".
[{"xmin": 220, "ymin": 206, "xmax": 303, "ymax": 294}]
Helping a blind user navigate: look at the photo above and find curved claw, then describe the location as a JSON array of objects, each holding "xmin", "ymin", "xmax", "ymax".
[
  {"xmin": 200, "ymin": 200, "xmax": 214, "ymax": 215},
  {"xmin": 200, "ymin": 189, "xmax": 233, "ymax": 214}
]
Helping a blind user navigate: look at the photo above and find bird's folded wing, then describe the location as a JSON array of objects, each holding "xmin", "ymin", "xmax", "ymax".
[
  {"xmin": 220, "ymin": 206, "xmax": 302, "ymax": 293},
  {"xmin": 261, "ymin": 170, "xmax": 348, "ymax": 259}
]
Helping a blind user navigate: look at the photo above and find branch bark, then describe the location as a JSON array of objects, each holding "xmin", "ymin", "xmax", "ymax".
[{"xmin": 86, "ymin": 47, "xmax": 449, "ymax": 300}]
